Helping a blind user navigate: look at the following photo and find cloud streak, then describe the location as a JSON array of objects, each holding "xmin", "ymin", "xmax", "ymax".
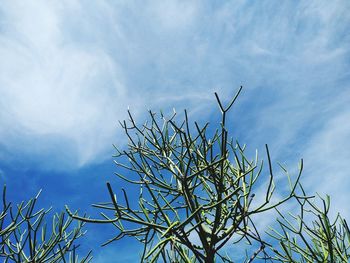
[
  {"xmin": 0, "ymin": 1, "xmax": 349, "ymax": 213},
  {"xmin": 1, "ymin": 1, "xmax": 349, "ymax": 261},
  {"xmin": 0, "ymin": 1, "xmax": 129, "ymax": 167}
]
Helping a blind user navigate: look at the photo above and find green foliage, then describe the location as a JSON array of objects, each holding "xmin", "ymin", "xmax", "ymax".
[
  {"xmin": 66, "ymin": 87, "xmax": 349, "ymax": 262},
  {"xmin": 268, "ymin": 194, "xmax": 350, "ymax": 262},
  {"xmin": 3, "ymin": 88, "xmax": 349, "ymax": 262},
  {"xmin": 66, "ymin": 88, "xmax": 300, "ymax": 262},
  {"xmin": 0, "ymin": 185, "xmax": 92, "ymax": 263}
]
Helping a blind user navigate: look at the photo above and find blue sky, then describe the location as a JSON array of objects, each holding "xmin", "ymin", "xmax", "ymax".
[{"xmin": 0, "ymin": 1, "xmax": 349, "ymax": 262}]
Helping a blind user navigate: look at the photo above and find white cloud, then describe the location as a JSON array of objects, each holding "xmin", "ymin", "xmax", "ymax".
[
  {"xmin": 302, "ymin": 109, "xmax": 350, "ymax": 218},
  {"xmin": 0, "ymin": 1, "xmax": 129, "ymax": 168},
  {"xmin": 1, "ymin": 2, "xmax": 349, "ymax": 261},
  {"xmin": 148, "ymin": 1, "xmax": 198, "ymax": 31},
  {"xmin": 0, "ymin": 0, "xmax": 349, "ymax": 179}
]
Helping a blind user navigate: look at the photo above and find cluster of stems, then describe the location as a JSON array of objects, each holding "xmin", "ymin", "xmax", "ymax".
[
  {"xmin": 67, "ymin": 88, "xmax": 313, "ymax": 262},
  {"xmin": 0, "ymin": 185, "xmax": 92, "ymax": 263},
  {"xmin": 2, "ymin": 87, "xmax": 348, "ymax": 262},
  {"xmin": 268, "ymin": 193, "xmax": 350, "ymax": 262}
]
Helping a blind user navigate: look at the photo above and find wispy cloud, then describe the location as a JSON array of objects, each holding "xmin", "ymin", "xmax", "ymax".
[
  {"xmin": 0, "ymin": 1, "xmax": 129, "ymax": 168},
  {"xmin": 0, "ymin": 0, "xmax": 349, "ymax": 231},
  {"xmin": 302, "ymin": 109, "xmax": 350, "ymax": 217},
  {"xmin": 1, "ymin": 1, "xmax": 348, "ymax": 170}
]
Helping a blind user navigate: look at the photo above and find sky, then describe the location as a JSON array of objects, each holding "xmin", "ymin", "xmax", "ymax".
[{"xmin": 0, "ymin": 0, "xmax": 349, "ymax": 262}]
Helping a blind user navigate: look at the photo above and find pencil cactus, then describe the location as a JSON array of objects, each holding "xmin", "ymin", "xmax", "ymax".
[
  {"xmin": 0, "ymin": 185, "xmax": 91, "ymax": 263},
  {"xmin": 67, "ymin": 87, "xmax": 349, "ymax": 262}
]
